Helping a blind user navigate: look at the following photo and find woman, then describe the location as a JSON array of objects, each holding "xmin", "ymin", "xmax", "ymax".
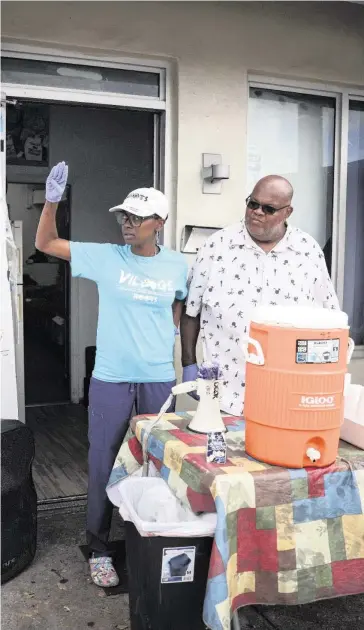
[{"xmin": 36, "ymin": 162, "xmax": 188, "ymax": 587}]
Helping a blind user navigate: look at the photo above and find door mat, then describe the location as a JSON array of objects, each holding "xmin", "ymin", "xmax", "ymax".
[{"xmin": 79, "ymin": 540, "xmax": 129, "ymax": 596}]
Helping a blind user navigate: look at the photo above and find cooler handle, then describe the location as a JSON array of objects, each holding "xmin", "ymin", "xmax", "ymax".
[
  {"xmin": 242, "ymin": 337, "xmax": 265, "ymax": 366},
  {"xmin": 347, "ymin": 338, "xmax": 355, "ymax": 365}
]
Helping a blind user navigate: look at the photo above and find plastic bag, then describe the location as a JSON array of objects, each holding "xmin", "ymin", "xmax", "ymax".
[
  {"xmin": 117, "ymin": 477, "xmax": 217, "ymax": 537},
  {"xmin": 341, "ymin": 384, "xmax": 364, "ymax": 449},
  {"xmin": 107, "ymin": 460, "xmax": 160, "ymax": 508},
  {"xmin": 344, "ymin": 384, "xmax": 364, "ymax": 424}
]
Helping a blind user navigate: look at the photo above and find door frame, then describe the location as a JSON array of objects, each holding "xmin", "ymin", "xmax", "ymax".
[{"xmin": 2, "ymin": 44, "xmax": 173, "ymax": 403}]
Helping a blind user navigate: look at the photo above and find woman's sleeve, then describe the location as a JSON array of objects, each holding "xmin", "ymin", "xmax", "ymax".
[{"xmin": 70, "ymin": 242, "xmax": 110, "ymax": 282}]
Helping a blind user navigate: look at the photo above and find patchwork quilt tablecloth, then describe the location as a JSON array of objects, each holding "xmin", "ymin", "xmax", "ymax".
[{"xmin": 107, "ymin": 412, "xmax": 364, "ymax": 630}]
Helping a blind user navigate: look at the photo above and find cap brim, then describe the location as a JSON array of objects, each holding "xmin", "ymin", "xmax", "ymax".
[
  {"xmin": 109, "ymin": 204, "xmax": 123, "ymax": 213},
  {"xmin": 109, "ymin": 203, "xmax": 141, "ymax": 215},
  {"xmin": 109, "ymin": 204, "xmax": 167, "ymax": 220}
]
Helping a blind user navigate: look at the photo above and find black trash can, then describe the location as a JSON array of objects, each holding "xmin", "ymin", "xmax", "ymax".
[
  {"xmin": 125, "ymin": 520, "xmax": 213, "ymax": 630},
  {"xmin": 1, "ymin": 419, "xmax": 37, "ymax": 583}
]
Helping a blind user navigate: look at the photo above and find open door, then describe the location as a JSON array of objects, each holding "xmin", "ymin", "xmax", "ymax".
[
  {"xmin": 7, "ymin": 184, "xmax": 71, "ymax": 406},
  {"xmin": 0, "ymin": 91, "xmax": 22, "ymax": 421},
  {"xmin": 1, "ymin": 94, "xmax": 5, "ymax": 194}
]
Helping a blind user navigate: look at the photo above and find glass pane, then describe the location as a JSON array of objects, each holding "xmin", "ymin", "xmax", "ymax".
[
  {"xmin": 247, "ymin": 88, "xmax": 335, "ymax": 258},
  {"xmin": 343, "ymin": 100, "xmax": 364, "ymax": 345},
  {"xmin": 2, "ymin": 57, "xmax": 160, "ymax": 98}
]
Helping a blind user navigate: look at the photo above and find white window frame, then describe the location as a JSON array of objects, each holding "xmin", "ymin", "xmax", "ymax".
[
  {"xmin": 248, "ymin": 75, "xmax": 364, "ymax": 357},
  {"xmin": 345, "ymin": 94, "xmax": 364, "ymax": 359},
  {"xmin": 2, "ymin": 42, "xmax": 176, "ymax": 404},
  {"xmin": 1, "ymin": 46, "xmax": 166, "ymax": 103},
  {"xmin": 1, "ymin": 42, "xmax": 175, "ymax": 247}
]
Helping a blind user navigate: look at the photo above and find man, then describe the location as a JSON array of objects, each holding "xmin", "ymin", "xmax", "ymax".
[{"xmin": 180, "ymin": 175, "xmax": 340, "ymax": 416}]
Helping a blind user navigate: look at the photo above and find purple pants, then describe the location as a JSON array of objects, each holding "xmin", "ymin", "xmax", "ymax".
[{"xmin": 87, "ymin": 377, "xmax": 176, "ymax": 556}]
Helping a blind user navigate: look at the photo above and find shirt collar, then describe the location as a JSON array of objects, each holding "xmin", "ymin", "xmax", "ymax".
[{"xmin": 229, "ymin": 222, "xmax": 300, "ymax": 253}]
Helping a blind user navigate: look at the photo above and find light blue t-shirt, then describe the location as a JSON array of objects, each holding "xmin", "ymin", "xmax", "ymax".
[{"xmin": 70, "ymin": 243, "xmax": 188, "ymax": 383}]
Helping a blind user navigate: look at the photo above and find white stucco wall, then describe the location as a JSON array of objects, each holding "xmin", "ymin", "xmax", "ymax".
[
  {"xmin": 3, "ymin": 1, "xmax": 364, "ymax": 242},
  {"xmin": 3, "ymin": 1, "xmax": 364, "ymax": 393}
]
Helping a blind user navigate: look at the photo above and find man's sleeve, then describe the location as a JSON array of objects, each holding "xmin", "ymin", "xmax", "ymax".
[
  {"xmin": 185, "ymin": 242, "xmax": 211, "ymax": 317},
  {"xmin": 70, "ymin": 242, "xmax": 109, "ymax": 282},
  {"xmin": 315, "ymin": 250, "xmax": 340, "ymax": 310}
]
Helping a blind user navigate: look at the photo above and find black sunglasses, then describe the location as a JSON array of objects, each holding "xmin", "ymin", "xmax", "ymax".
[
  {"xmin": 246, "ymin": 195, "xmax": 290, "ymax": 216},
  {"xmin": 116, "ymin": 210, "xmax": 159, "ymax": 227}
]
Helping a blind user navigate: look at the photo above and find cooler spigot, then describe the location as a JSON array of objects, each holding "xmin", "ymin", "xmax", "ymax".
[{"xmin": 306, "ymin": 447, "xmax": 321, "ymax": 463}]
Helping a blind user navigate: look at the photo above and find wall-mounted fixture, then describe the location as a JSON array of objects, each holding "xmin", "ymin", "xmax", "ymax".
[
  {"xmin": 26, "ymin": 187, "xmax": 45, "ymax": 210},
  {"xmin": 29, "ymin": 186, "xmax": 66, "ymax": 208},
  {"xmin": 31, "ymin": 188, "xmax": 46, "ymax": 207},
  {"xmin": 202, "ymin": 153, "xmax": 230, "ymax": 194},
  {"xmin": 180, "ymin": 225, "xmax": 221, "ymax": 254}
]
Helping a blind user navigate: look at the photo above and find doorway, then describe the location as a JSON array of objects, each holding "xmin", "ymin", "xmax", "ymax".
[
  {"xmin": 5, "ymin": 97, "xmax": 157, "ymax": 501},
  {"xmin": 7, "ymin": 183, "xmax": 71, "ymax": 406}
]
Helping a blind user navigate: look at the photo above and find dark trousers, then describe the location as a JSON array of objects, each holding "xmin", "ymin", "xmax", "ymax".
[{"xmin": 87, "ymin": 377, "xmax": 176, "ymax": 556}]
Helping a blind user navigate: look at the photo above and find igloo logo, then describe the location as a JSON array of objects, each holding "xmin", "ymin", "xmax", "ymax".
[{"xmin": 300, "ymin": 395, "xmax": 335, "ymax": 407}]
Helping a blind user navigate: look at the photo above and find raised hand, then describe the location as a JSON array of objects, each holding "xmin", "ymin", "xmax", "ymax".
[{"xmin": 46, "ymin": 161, "xmax": 68, "ymax": 203}]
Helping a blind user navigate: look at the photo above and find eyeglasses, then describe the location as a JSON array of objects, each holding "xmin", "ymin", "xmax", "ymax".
[
  {"xmin": 246, "ymin": 195, "xmax": 290, "ymax": 216},
  {"xmin": 116, "ymin": 211, "xmax": 158, "ymax": 227}
]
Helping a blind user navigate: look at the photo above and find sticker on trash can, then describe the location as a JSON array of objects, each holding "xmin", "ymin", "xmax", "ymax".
[
  {"xmin": 161, "ymin": 546, "xmax": 196, "ymax": 583},
  {"xmin": 296, "ymin": 339, "xmax": 340, "ymax": 364}
]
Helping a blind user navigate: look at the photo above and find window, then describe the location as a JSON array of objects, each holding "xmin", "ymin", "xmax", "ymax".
[
  {"xmin": 343, "ymin": 100, "xmax": 364, "ymax": 345},
  {"xmin": 247, "ymin": 88, "xmax": 335, "ymax": 251},
  {"xmin": 1, "ymin": 57, "xmax": 160, "ymax": 99},
  {"xmin": 247, "ymin": 82, "xmax": 364, "ymax": 349}
]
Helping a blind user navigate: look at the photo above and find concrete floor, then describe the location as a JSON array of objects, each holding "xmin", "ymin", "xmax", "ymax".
[
  {"xmin": 2, "ymin": 506, "xmax": 364, "ymax": 630},
  {"xmin": 1, "ymin": 507, "xmax": 130, "ymax": 630}
]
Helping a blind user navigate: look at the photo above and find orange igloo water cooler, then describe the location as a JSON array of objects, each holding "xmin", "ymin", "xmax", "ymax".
[{"xmin": 242, "ymin": 306, "xmax": 354, "ymax": 469}]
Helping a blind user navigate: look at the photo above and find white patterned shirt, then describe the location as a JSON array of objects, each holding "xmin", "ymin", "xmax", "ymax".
[{"xmin": 186, "ymin": 222, "xmax": 340, "ymax": 416}]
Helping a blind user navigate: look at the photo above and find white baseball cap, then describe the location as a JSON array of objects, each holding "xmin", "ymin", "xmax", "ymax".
[{"xmin": 109, "ymin": 187, "xmax": 168, "ymax": 220}]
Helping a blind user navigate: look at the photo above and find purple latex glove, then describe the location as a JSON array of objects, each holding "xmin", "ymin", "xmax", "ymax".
[
  {"xmin": 182, "ymin": 363, "xmax": 199, "ymax": 401},
  {"xmin": 46, "ymin": 161, "xmax": 68, "ymax": 203}
]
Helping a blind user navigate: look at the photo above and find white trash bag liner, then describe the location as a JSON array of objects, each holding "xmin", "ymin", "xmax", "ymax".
[
  {"xmin": 118, "ymin": 477, "xmax": 217, "ymax": 537},
  {"xmin": 107, "ymin": 461, "xmax": 161, "ymax": 508}
]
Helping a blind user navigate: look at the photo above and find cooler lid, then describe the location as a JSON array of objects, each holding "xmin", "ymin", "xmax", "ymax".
[{"xmin": 251, "ymin": 305, "xmax": 348, "ymax": 329}]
